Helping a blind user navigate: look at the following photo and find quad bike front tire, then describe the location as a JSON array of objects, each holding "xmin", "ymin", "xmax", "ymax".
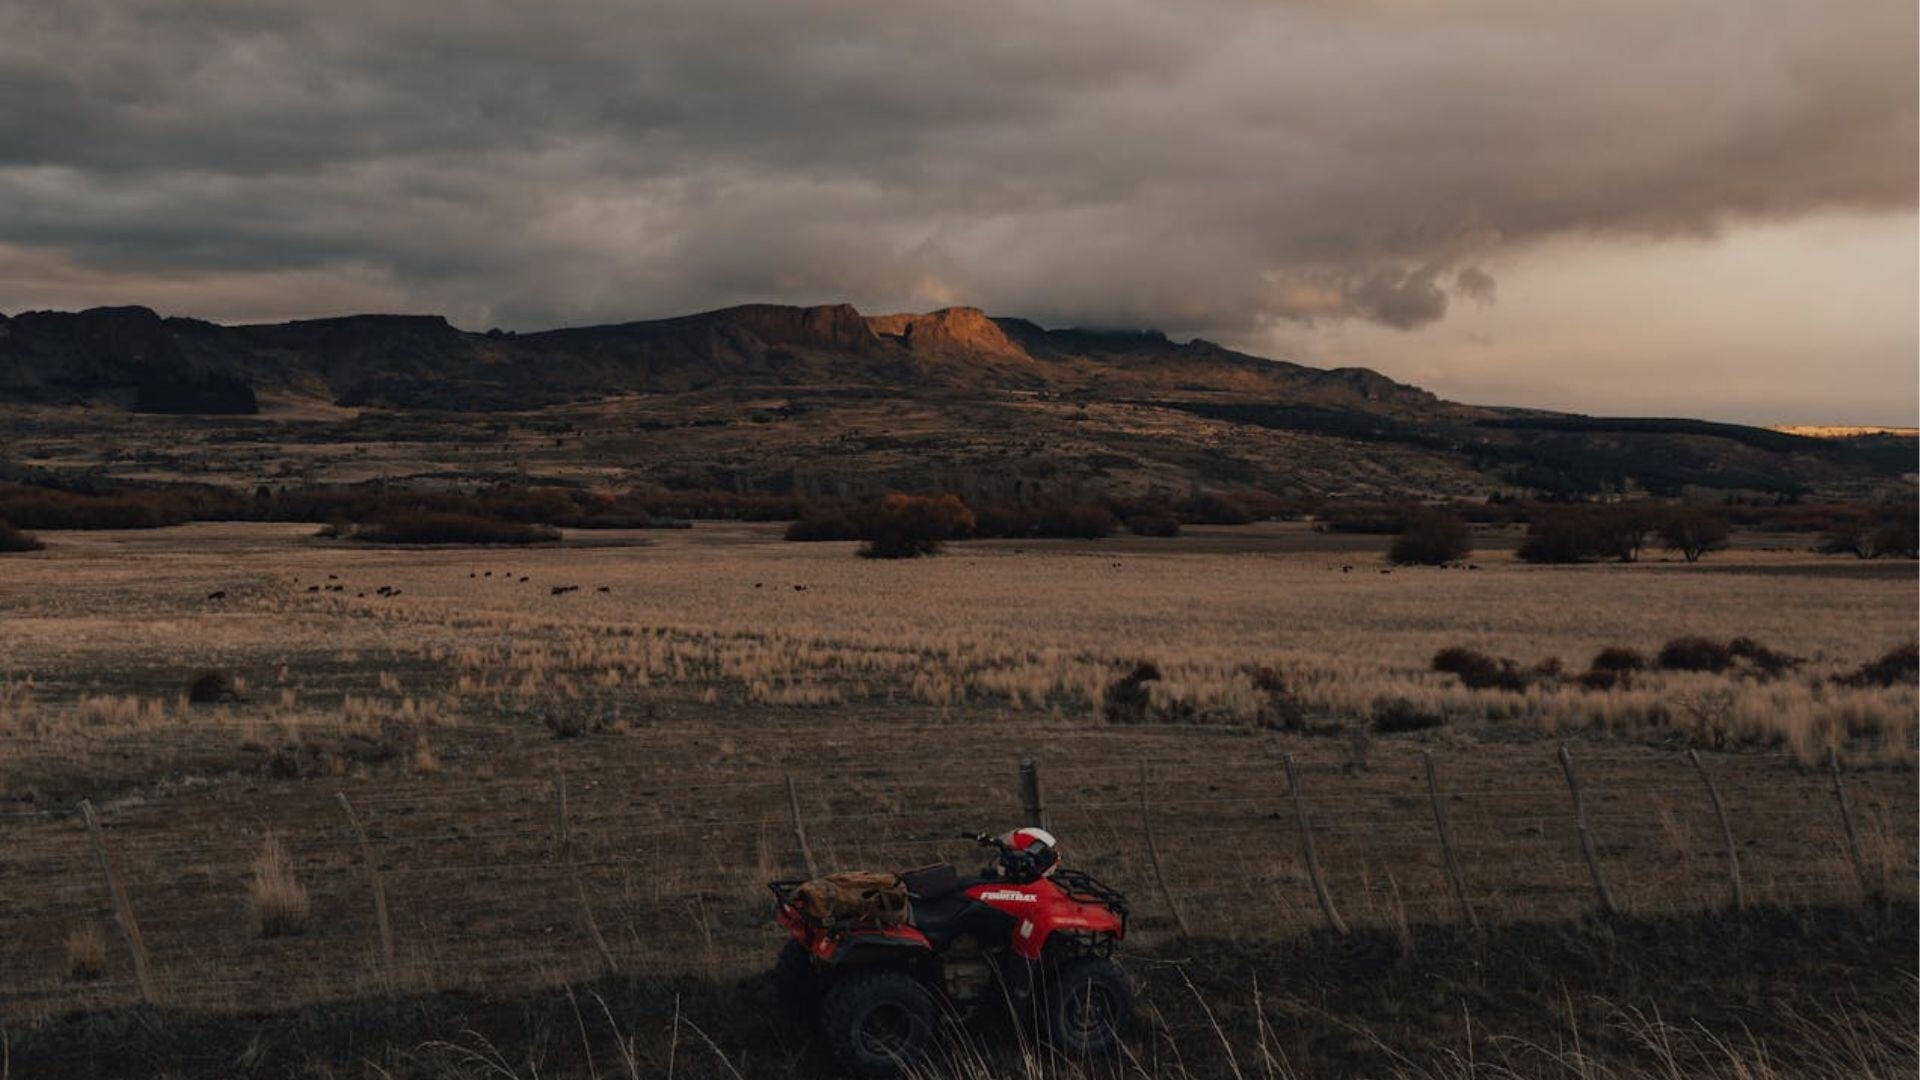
[
  {"xmin": 1044, "ymin": 956, "xmax": 1132, "ymax": 1057},
  {"xmin": 819, "ymin": 968, "xmax": 939, "ymax": 1077},
  {"xmin": 772, "ymin": 941, "xmax": 818, "ymax": 1026}
]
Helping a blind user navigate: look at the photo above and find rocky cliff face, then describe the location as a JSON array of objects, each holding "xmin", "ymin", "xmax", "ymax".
[{"xmin": 868, "ymin": 306, "xmax": 1029, "ymax": 361}]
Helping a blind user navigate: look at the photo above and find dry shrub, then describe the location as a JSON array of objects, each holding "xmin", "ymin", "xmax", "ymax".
[
  {"xmin": 1839, "ymin": 643, "xmax": 1919, "ymax": 689},
  {"xmin": 1655, "ymin": 635, "xmax": 1800, "ymax": 678},
  {"xmin": 1102, "ymin": 660, "xmax": 1161, "ymax": 723},
  {"xmin": 248, "ymin": 833, "xmax": 310, "ymax": 938},
  {"xmin": 0, "ymin": 518, "xmax": 45, "ymax": 553},
  {"xmin": 1727, "ymin": 636, "xmax": 1801, "ymax": 677},
  {"xmin": 1371, "ymin": 695, "xmax": 1448, "ymax": 733},
  {"xmin": 1388, "ymin": 512, "xmax": 1471, "ymax": 566},
  {"xmin": 856, "ymin": 493, "xmax": 974, "ymax": 559},
  {"xmin": 65, "ymin": 923, "xmax": 107, "ymax": 980},
  {"xmin": 1656, "ymin": 636, "xmax": 1734, "ymax": 673},
  {"xmin": 1580, "ymin": 646, "xmax": 1647, "ymax": 690},
  {"xmin": 1431, "ymin": 647, "xmax": 1529, "ymax": 692},
  {"xmin": 187, "ymin": 668, "xmax": 238, "ymax": 703}
]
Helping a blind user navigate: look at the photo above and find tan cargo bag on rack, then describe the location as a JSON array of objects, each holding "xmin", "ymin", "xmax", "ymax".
[{"xmin": 789, "ymin": 871, "xmax": 910, "ymax": 927}]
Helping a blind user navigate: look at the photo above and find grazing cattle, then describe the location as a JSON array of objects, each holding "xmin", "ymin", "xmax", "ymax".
[
  {"xmin": 376, "ymin": 586, "xmax": 392, "ymax": 596},
  {"xmin": 519, "ymin": 576, "xmax": 529, "ymax": 583},
  {"xmin": 468, "ymin": 572, "xmax": 476, "ymax": 578},
  {"xmin": 484, "ymin": 571, "xmax": 493, "ymax": 577},
  {"xmin": 596, "ymin": 586, "xmax": 610, "ymax": 593},
  {"xmin": 206, "ymin": 590, "xmax": 226, "ymax": 600},
  {"xmin": 551, "ymin": 585, "xmax": 579, "ymax": 595},
  {"xmin": 328, "ymin": 574, "xmax": 338, "ymax": 580},
  {"xmin": 1379, "ymin": 569, "xmax": 1392, "ymax": 575},
  {"xmin": 1341, "ymin": 565, "xmax": 1353, "ymax": 573},
  {"xmin": 794, "ymin": 584, "xmax": 807, "ymax": 591},
  {"xmin": 1468, "ymin": 564, "xmax": 1481, "ymax": 571},
  {"xmin": 307, "ymin": 585, "xmax": 320, "ymax": 592}
]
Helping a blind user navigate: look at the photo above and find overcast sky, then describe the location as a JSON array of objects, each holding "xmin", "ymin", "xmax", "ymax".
[{"xmin": 1, "ymin": 0, "xmax": 1914, "ymax": 424}]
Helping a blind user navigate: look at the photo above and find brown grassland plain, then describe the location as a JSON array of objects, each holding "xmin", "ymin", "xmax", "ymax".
[{"xmin": 0, "ymin": 520, "xmax": 1914, "ymax": 1076}]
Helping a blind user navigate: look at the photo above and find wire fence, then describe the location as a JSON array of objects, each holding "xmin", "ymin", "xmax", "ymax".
[{"xmin": 0, "ymin": 740, "xmax": 1909, "ymax": 1018}]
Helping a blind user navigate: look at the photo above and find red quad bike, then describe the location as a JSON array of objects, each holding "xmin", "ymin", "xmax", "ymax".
[{"xmin": 769, "ymin": 830, "xmax": 1133, "ymax": 1077}]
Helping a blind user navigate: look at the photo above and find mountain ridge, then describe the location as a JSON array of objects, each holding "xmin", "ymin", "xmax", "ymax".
[
  {"xmin": 0, "ymin": 301, "xmax": 1909, "ymax": 500},
  {"xmin": 0, "ymin": 301, "xmax": 1444, "ymax": 415}
]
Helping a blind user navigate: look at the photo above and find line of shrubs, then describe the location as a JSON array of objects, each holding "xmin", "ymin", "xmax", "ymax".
[
  {"xmin": 783, "ymin": 491, "xmax": 1275, "ymax": 554},
  {"xmin": 320, "ymin": 514, "xmax": 563, "ymax": 546},
  {"xmin": 1515, "ymin": 504, "xmax": 1733, "ymax": 564},
  {"xmin": 1430, "ymin": 636, "xmax": 1915, "ymax": 694},
  {"xmin": 1335, "ymin": 496, "xmax": 1916, "ymax": 564},
  {"xmin": 0, "ymin": 480, "xmax": 730, "ymax": 532}
]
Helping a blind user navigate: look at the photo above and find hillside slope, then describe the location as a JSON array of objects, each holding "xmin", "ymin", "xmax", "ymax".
[{"xmin": 0, "ymin": 302, "xmax": 1910, "ymax": 499}]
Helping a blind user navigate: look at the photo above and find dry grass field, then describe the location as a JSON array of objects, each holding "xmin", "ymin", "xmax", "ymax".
[{"xmin": 0, "ymin": 520, "xmax": 1913, "ymax": 1075}]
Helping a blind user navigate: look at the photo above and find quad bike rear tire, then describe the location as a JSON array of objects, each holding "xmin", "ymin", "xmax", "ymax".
[
  {"xmin": 1044, "ymin": 956, "xmax": 1132, "ymax": 1057},
  {"xmin": 819, "ymin": 969, "xmax": 939, "ymax": 1077},
  {"xmin": 772, "ymin": 941, "xmax": 818, "ymax": 1026}
]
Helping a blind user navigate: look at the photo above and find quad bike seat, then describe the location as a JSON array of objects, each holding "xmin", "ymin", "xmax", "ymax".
[
  {"xmin": 900, "ymin": 862, "xmax": 964, "ymax": 899},
  {"xmin": 901, "ymin": 863, "xmax": 1010, "ymax": 948}
]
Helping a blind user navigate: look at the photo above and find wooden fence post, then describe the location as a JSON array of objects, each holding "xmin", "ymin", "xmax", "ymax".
[
  {"xmin": 1281, "ymin": 753, "xmax": 1348, "ymax": 936},
  {"xmin": 1686, "ymin": 749, "xmax": 1743, "ymax": 909},
  {"xmin": 1420, "ymin": 752, "xmax": 1478, "ymax": 931},
  {"xmin": 1018, "ymin": 758, "xmax": 1046, "ymax": 830},
  {"xmin": 1138, "ymin": 762, "xmax": 1192, "ymax": 938},
  {"xmin": 785, "ymin": 773, "xmax": 819, "ymax": 880},
  {"xmin": 79, "ymin": 800, "xmax": 157, "ymax": 1004},
  {"xmin": 1826, "ymin": 748, "xmax": 1875, "ymax": 899},
  {"xmin": 552, "ymin": 767, "xmax": 571, "ymax": 863},
  {"xmin": 335, "ymin": 792, "xmax": 396, "ymax": 981},
  {"xmin": 1556, "ymin": 744, "xmax": 1617, "ymax": 916}
]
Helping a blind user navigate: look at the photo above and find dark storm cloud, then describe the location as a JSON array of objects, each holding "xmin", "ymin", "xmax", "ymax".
[{"xmin": 0, "ymin": 0, "xmax": 1912, "ymax": 334}]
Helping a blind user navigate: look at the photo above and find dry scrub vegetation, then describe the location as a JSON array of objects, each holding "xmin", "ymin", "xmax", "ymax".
[{"xmin": 7, "ymin": 519, "xmax": 1891, "ymax": 761}]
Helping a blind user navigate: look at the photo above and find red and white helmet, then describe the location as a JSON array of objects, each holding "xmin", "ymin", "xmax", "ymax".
[{"xmin": 998, "ymin": 826, "xmax": 1060, "ymax": 878}]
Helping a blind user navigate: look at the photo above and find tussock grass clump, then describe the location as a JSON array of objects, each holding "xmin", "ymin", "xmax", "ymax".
[
  {"xmin": 187, "ymin": 668, "xmax": 238, "ymax": 703},
  {"xmin": 1371, "ymin": 695, "xmax": 1447, "ymax": 732},
  {"xmin": 65, "ymin": 923, "xmax": 107, "ymax": 980},
  {"xmin": 0, "ymin": 518, "xmax": 45, "ymax": 552},
  {"xmin": 248, "ymin": 833, "xmax": 310, "ymax": 938},
  {"xmin": 347, "ymin": 513, "xmax": 561, "ymax": 546}
]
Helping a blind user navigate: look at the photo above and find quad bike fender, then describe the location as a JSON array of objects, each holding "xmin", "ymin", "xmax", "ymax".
[
  {"xmin": 817, "ymin": 924, "xmax": 935, "ymax": 966},
  {"xmin": 1012, "ymin": 901, "xmax": 1125, "ymax": 959},
  {"xmin": 967, "ymin": 883, "xmax": 1125, "ymax": 960}
]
